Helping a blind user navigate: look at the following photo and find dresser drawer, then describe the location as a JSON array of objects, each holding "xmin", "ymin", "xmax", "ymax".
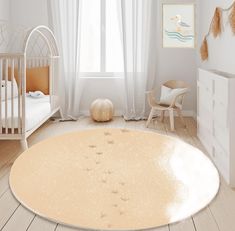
[
  {"xmin": 198, "ymin": 121, "xmax": 213, "ymax": 156},
  {"xmin": 214, "ymin": 123, "xmax": 229, "ymax": 154},
  {"xmin": 213, "ymin": 101, "xmax": 228, "ymax": 128},
  {"xmin": 198, "ymin": 69, "xmax": 214, "ymax": 93},
  {"xmin": 213, "ymin": 142, "xmax": 230, "ymax": 183},
  {"xmin": 198, "ymin": 105, "xmax": 213, "ymax": 132},
  {"xmin": 198, "ymin": 86, "xmax": 213, "ymax": 111},
  {"xmin": 214, "ymin": 77, "xmax": 229, "ymax": 106}
]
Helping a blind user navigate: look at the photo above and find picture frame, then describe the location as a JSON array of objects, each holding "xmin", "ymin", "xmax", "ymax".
[{"xmin": 162, "ymin": 3, "xmax": 196, "ymax": 48}]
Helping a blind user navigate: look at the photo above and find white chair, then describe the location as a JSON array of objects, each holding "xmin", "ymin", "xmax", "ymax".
[{"xmin": 146, "ymin": 80, "xmax": 189, "ymax": 131}]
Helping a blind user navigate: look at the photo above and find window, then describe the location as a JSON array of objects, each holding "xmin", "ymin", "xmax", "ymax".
[{"xmin": 79, "ymin": 0, "xmax": 124, "ymax": 77}]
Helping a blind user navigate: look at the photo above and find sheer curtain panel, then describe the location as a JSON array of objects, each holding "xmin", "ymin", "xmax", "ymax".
[
  {"xmin": 48, "ymin": 0, "xmax": 84, "ymax": 120},
  {"xmin": 120, "ymin": 0, "xmax": 157, "ymax": 120}
]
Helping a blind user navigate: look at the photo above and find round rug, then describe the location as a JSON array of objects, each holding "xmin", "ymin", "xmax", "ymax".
[{"xmin": 10, "ymin": 128, "xmax": 219, "ymax": 230}]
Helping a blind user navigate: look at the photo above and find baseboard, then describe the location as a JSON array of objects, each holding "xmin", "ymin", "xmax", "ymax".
[
  {"xmin": 192, "ymin": 111, "xmax": 197, "ymax": 121},
  {"xmin": 153, "ymin": 110, "xmax": 195, "ymax": 118},
  {"xmin": 80, "ymin": 110, "xmax": 124, "ymax": 117},
  {"xmin": 180, "ymin": 110, "xmax": 195, "ymax": 117},
  {"xmin": 80, "ymin": 110, "xmax": 196, "ymax": 118}
]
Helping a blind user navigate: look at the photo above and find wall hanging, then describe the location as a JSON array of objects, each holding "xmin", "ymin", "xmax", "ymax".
[
  {"xmin": 200, "ymin": 1, "xmax": 235, "ymax": 61},
  {"xmin": 162, "ymin": 4, "xmax": 195, "ymax": 48}
]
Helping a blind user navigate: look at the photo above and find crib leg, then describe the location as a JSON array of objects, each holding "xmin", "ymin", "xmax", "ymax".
[{"xmin": 20, "ymin": 139, "xmax": 28, "ymax": 151}]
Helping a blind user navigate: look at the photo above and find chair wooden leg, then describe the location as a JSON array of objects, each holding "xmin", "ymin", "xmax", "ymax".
[
  {"xmin": 146, "ymin": 108, "xmax": 155, "ymax": 128},
  {"xmin": 169, "ymin": 109, "xmax": 175, "ymax": 131},
  {"xmin": 177, "ymin": 109, "xmax": 186, "ymax": 128},
  {"xmin": 160, "ymin": 111, "xmax": 165, "ymax": 122}
]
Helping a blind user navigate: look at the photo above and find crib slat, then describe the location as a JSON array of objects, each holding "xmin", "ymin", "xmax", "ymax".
[
  {"xmin": 17, "ymin": 58, "xmax": 21, "ymax": 134},
  {"xmin": 40, "ymin": 58, "xmax": 43, "ymax": 67},
  {"xmin": 27, "ymin": 57, "xmax": 51, "ymax": 68},
  {"xmin": 37, "ymin": 58, "xmax": 39, "ymax": 67},
  {"xmin": 5, "ymin": 59, "xmax": 8, "ymax": 134},
  {"xmin": 21, "ymin": 57, "xmax": 26, "ymax": 134},
  {"xmin": 11, "ymin": 59, "xmax": 14, "ymax": 134},
  {"xmin": 0, "ymin": 59, "xmax": 2, "ymax": 134},
  {"xmin": 49, "ymin": 58, "xmax": 52, "ymax": 108}
]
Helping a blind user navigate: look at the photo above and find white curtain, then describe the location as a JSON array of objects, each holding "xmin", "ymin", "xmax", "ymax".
[
  {"xmin": 120, "ymin": 0, "xmax": 157, "ymax": 120},
  {"xmin": 48, "ymin": 0, "xmax": 84, "ymax": 120}
]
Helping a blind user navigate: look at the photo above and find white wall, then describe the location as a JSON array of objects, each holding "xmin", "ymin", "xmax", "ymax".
[
  {"xmin": 9, "ymin": 0, "xmax": 199, "ymax": 115},
  {"xmin": 79, "ymin": 78, "xmax": 125, "ymax": 116},
  {"xmin": 157, "ymin": 0, "xmax": 198, "ymax": 115},
  {"xmin": 0, "ymin": 0, "xmax": 10, "ymax": 20},
  {"xmin": 198, "ymin": 0, "xmax": 235, "ymax": 74},
  {"xmin": 10, "ymin": 0, "xmax": 48, "ymax": 26}
]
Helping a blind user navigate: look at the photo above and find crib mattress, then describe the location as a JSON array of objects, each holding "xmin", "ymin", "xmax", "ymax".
[{"xmin": 1, "ymin": 96, "xmax": 51, "ymax": 132}]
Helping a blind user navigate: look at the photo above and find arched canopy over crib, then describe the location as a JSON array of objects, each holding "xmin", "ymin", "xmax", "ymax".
[{"xmin": 0, "ymin": 21, "xmax": 60, "ymax": 149}]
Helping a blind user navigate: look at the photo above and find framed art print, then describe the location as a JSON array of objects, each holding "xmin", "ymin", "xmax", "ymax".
[{"xmin": 163, "ymin": 4, "xmax": 195, "ymax": 48}]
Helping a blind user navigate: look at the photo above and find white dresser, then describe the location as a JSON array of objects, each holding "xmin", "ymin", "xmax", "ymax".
[{"xmin": 197, "ymin": 68, "xmax": 235, "ymax": 187}]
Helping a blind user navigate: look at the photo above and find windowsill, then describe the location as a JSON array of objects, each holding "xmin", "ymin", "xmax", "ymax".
[
  {"xmin": 80, "ymin": 76, "xmax": 124, "ymax": 80},
  {"xmin": 79, "ymin": 72, "xmax": 124, "ymax": 79}
]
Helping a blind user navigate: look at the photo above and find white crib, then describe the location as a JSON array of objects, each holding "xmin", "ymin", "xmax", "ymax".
[{"xmin": 0, "ymin": 21, "xmax": 60, "ymax": 149}]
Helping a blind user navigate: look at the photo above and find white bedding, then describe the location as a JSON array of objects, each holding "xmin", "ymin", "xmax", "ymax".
[{"xmin": 1, "ymin": 96, "xmax": 51, "ymax": 131}]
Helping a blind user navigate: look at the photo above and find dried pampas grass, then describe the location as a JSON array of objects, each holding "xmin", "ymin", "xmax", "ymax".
[
  {"xmin": 229, "ymin": 4, "xmax": 235, "ymax": 34},
  {"xmin": 200, "ymin": 37, "xmax": 209, "ymax": 61},
  {"xmin": 211, "ymin": 7, "xmax": 222, "ymax": 37}
]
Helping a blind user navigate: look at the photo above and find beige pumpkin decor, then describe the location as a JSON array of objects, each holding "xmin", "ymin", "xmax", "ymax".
[{"xmin": 90, "ymin": 99, "xmax": 114, "ymax": 122}]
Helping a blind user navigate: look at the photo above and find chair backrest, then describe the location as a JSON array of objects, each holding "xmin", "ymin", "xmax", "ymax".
[
  {"xmin": 146, "ymin": 80, "xmax": 190, "ymax": 108},
  {"xmin": 164, "ymin": 80, "xmax": 189, "ymax": 89},
  {"xmin": 163, "ymin": 80, "xmax": 190, "ymax": 108},
  {"xmin": 146, "ymin": 90, "xmax": 157, "ymax": 107}
]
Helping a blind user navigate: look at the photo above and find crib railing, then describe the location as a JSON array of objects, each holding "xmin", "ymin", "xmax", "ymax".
[
  {"xmin": 0, "ymin": 54, "xmax": 26, "ymax": 137},
  {"xmin": 27, "ymin": 57, "xmax": 50, "ymax": 68},
  {"xmin": 0, "ymin": 54, "xmax": 59, "ymax": 139}
]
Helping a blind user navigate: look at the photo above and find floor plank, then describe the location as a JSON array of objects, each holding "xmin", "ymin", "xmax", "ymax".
[
  {"xmin": 193, "ymin": 207, "xmax": 219, "ymax": 231},
  {"xmin": 169, "ymin": 219, "xmax": 196, "ymax": 231},
  {"xmin": 209, "ymin": 185, "xmax": 234, "ymax": 231},
  {"xmin": 0, "ymin": 172, "xmax": 9, "ymax": 198},
  {"xmin": 0, "ymin": 190, "xmax": 19, "ymax": 229},
  {"xmin": 0, "ymin": 141, "xmax": 22, "ymax": 170},
  {"xmin": 27, "ymin": 216, "xmax": 57, "ymax": 231},
  {"xmin": 1, "ymin": 205, "xmax": 35, "ymax": 231},
  {"xmin": 0, "ymin": 165, "xmax": 12, "ymax": 180}
]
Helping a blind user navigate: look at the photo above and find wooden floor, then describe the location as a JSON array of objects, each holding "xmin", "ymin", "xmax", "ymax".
[{"xmin": 0, "ymin": 116, "xmax": 234, "ymax": 231}]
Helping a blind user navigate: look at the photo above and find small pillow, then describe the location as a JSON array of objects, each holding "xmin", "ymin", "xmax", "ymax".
[
  {"xmin": 159, "ymin": 85, "xmax": 188, "ymax": 106},
  {"xmin": 27, "ymin": 91, "xmax": 45, "ymax": 98},
  {"xmin": 1, "ymin": 79, "xmax": 18, "ymax": 101}
]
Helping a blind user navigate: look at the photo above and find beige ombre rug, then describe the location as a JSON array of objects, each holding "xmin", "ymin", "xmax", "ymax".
[{"xmin": 10, "ymin": 128, "xmax": 219, "ymax": 230}]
